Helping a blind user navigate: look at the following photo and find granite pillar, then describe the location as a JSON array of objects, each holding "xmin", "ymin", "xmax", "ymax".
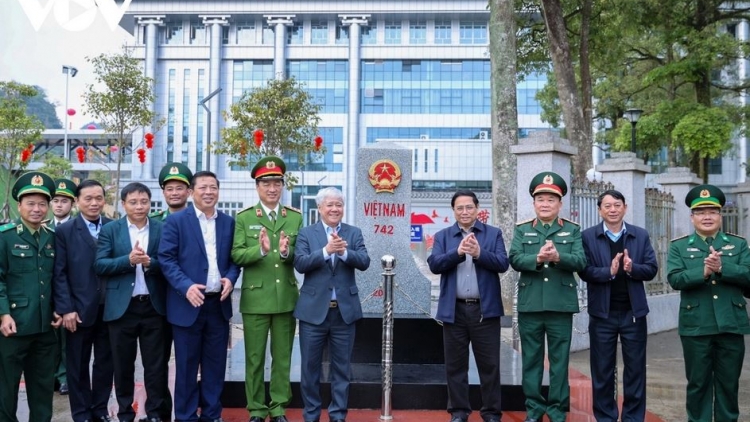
[
  {"xmin": 596, "ymin": 152, "xmax": 651, "ymax": 227},
  {"xmin": 654, "ymin": 167, "xmax": 702, "ymax": 238}
]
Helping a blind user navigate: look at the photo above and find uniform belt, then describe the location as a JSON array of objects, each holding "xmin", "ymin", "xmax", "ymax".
[
  {"xmin": 132, "ymin": 294, "xmax": 150, "ymax": 302},
  {"xmin": 204, "ymin": 292, "xmax": 221, "ymax": 298},
  {"xmin": 330, "ymin": 300, "xmax": 338, "ymax": 308},
  {"xmin": 456, "ymin": 298, "xmax": 480, "ymax": 304}
]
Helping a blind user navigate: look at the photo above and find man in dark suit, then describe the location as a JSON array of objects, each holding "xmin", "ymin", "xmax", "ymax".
[
  {"xmin": 159, "ymin": 171, "xmax": 241, "ymax": 422},
  {"xmin": 578, "ymin": 190, "xmax": 658, "ymax": 422},
  {"xmin": 293, "ymin": 187, "xmax": 370, "ymax": 422},
  {"xmin": 428, "ymin": 190, "xmax": 509, "ymax": 422},
  {"xmin": 94, "ymin": 182, "xmax": 172, "ymax": 422},
  {"xmin": 53, "ymin": 179, "xmax": 115, "ymax": 422}
]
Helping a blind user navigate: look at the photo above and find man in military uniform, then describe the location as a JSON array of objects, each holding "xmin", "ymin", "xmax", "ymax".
[
  {"xmin": 150, "ymin": 162, "xmax": 193, "ymax": 221},
  {"xmin": 509, "ymin": 172, "xmax": 586, "ymax": 422},
  {"xmin": 232, "ymin": 156, "xmax": 302, "ymax": 422},
  {"xmin": 0, "ymin": 171, "xmax": 62, "ymax": 422},
  {"xmin": 51, "ymin": 177, "xmax": 77, "ymax": 396},
  {"xmin": 668, "ymin": 184, "xmax": 750, "ymax": 422}
]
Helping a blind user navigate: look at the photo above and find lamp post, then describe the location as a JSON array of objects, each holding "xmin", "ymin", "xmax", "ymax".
[
  {"xmin": 199, "ymin": 87, "xmax": 222, "ymax": 172},
  {"xmin": 623, "ymin": 108, "xmax": 643, "ymax": 154},
  {"xmin": 62, "ymin": 65, "xmax": 78, "ymax": 160}
]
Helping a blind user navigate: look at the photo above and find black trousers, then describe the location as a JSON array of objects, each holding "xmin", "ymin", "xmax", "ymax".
[
  {"xmin": 443, "ymin": 301, "xmax": 502, "ymax": 420},
  {"xmin": 589, "ymin": 310, "xmax": 647, "ymax": 422},
  {"xmin": 67, "ymin": 305, "xmax": 115, "ymax": 422},
  {"xmin": 108, "ymin": 297, "xmax": 172, "ymax": 422}
]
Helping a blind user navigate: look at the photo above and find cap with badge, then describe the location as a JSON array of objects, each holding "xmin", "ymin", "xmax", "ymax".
[
  {"xmin": 54, "ymin": 178, "xmax": 77, "ymax": 199},
  {"xmin": 158, "ymin": 162, "xmax": 193, "ymax": 188},
  {"xmin": 685, "ymin": 184, "xmax": 726, "ymax": 209},
  {"xmin": 12, "ymin": 171, "xmax": 56, "ymax": 201},
  {"xmin": 251, "ymin": 156, "xmax": 286, "ymax": 181},
  {"xmin": 529, "ymin": 171, "xmax": 568, "ymax": 198}
]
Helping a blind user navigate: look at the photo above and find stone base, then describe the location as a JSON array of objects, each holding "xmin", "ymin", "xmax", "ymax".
[{"xmin": 220, "ymin": 317, "xmax": 548, "ymax": 411}]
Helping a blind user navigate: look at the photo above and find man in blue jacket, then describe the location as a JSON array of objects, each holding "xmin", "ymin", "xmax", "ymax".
[
  {"xmin": 427, "ymin": 190, "xmax": 509, "ymax": 422},
  {"xmin": 578, "ymin": 190, "xmax": 658, "ymax": 422}
]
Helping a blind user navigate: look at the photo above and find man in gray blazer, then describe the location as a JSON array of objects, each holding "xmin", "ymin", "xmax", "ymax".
[{"xmin": 293, "ymin": 187, "xmax": 370, "ymax": 422}]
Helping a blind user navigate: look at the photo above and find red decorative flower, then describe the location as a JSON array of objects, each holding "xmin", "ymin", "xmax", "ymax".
[
  {"xmin": 136, "ymin": 148, "xmax": 146, "ymax": 163},
  {"xmin": 76, "ymin": 146, "xmax": 86, "ymax": 163},
  {"xmin": 314, "ymin": 136, "xmax": 323, "ymax": 151},
  {"xmin": 253, "ymin": 129, "xmax": 264, "ymax": 148}
]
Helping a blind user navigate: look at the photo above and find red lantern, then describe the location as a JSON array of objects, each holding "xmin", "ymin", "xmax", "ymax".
[
  {"xmin": 76, "ymin": 146, "xmax": 86, "ymax": 163},
  {"xmin": 144, "ymin": 132, "xmax": 154, "ymax": 149},
  {"xmin": 67, "ymin": 108, "xmax": 76, "ymax": 116},
  {"xmin": 136, "ymin": 148, "xmax": 146, "ymax": 163},
  {"xmin": 87, "ymin": 124, "xmax": 96, "ymax": 130},
  {"xmin": 110, "ymin": 145, "xmax": 119, "ymax": 153},
  {"xmin": 253, "ymin": 129, "xmax": 264, "ymax": 148},
  {"xmin": 314, "ymin": 136, "xmax": 323, "ymax": 151},
  {"xmin": 20, "ymin": 147, "xmax": 31, "ymax": 163}
]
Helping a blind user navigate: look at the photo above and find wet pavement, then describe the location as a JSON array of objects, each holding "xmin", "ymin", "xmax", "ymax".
[{"xmin": 18, "ymin": 328, "xmax": 743, "ymax": 421}]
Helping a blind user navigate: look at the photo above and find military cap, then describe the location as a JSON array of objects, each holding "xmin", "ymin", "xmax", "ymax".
[
  {"xmin": 54, "ymin": 178, "xmax": 77, "ymax": 199},
  {"xmin": 158, "ymin": 162, "xmax": 193, "ymax": 188},
  {"xmin": 529, "ymin": 171, "xmax": 568, "ymax": 198},
  {"xmin": 251, "ymin": 156, "xmax": 286, "ymax": 180},
  {"xmin": 12, "ymin": 171, "xmax": 55, "ymax": 201},
  {"xmin": 685, "ymin": 184, "xmax": 726, "ymax": 209}
]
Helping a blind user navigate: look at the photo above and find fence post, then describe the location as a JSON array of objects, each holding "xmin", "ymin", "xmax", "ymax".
[
  {"xmin": 596, "ymin": 152, "xmax": 651, "ymax": 228},
  {"xmin": 380, "ymin": 255, "xmax": 396, "ymax": 421},
  {"xmin": 654, "ymin": 167, "xmax": 702, "ymax": 239}
]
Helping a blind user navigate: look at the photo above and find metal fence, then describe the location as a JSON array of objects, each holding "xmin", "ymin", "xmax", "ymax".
[{"xmin": 644, "ymin": 188, "xmax": 675, "ymax": 295}]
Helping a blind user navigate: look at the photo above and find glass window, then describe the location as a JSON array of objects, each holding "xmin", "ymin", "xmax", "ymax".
[
  {"xmin": 286, "ymin": 60, "xmax": 349, "ymax": 113},
  {"xmin": 190, "ymin": 24, "xmax": 207, "ymax": 45},
  {"xmin": 287, "ymin": 24, "xmax": 302, "ymax": 44},
  {"xmin": 361, "ymin": 25, "xmax": 376, "ymax": 45},
  {"xmin": 459, "ymin": 21, "xmax": 488, "ymax": 44},
  {"xmin": 311, "ymin": 20, "xmax": 329, "ymax": 44},
  {"xmin": 262, "ymin": 23, "xmax": 274, "ymax": 45},
  {"xmin": 335, "ymin": 25, "xmax": 349, "ymax": 45},
  {"xmin": 409, "ymin": 20, "xmax": 426, "ymax": 44},
  {"xmin": 434, "ymin": 19, "xmax": 451, "ymax": 44},
  {"xmin": 167, "ymin": 69, "xmax": 176, "ymax": 162},
  {"xmin": 237, "ymin": 21, "xmax": 256, "ymax": 45},
  {"xmin": 165, "ymin": 23, "xmax": 183, "ymax": 45},
  {"xmin": 385, "ymin": 20, "xmax": 401, "ymax": 44}
]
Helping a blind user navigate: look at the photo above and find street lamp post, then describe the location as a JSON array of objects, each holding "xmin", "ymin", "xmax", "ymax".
[
  {"xmin": 623, "ymin": 108, "xmax": 643, "ymax": 154},
  {"xmin": 62, "ymin": 65, "xmax": 78, "ymax": 160},
  {"xmin": 199, "ymin": 87, "xmax": 222, "ymax": 172}
]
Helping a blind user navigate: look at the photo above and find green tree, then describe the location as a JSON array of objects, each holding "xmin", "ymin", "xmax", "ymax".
[
  {"xmin": 214, "ymin": 77, "xmax": 323, "ymax": 185},
  {"xmin": 0, "ymin": 81, "xmax": 44, "ymax": 221},
  {"xmin": 37, "ymin": 154, "xmax": 73, "ymax": 179},
  {"xmin": 82, "ymin": 46, "xmax": 161, "ymax": 212}
]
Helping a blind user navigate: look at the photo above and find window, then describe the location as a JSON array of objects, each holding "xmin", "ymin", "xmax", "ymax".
[
  {"xmin": 237, "ymin": 21, "xmax": 256, "ymax": 44},
  {"xmin": 311, "ymin": 20, "xmax": 329, "ymax": 44},
  {"xmin": 708, "ymin": 158, "xmax": 723, "ymax": 174},
  {"xmin": 434, "ymin": 149, "xmax": 439, "ymax": 172},
  {"xmin": 361, "ymin": 25, "xmax": 376, "ymax": 45},
  {"xmin": 287, "ymin": 24, "xmax": 302, "ymax": 44},
  {"xmin": 164, "ymin": 23, "xmax": 183, "ymax": 45},
  {"xmin": 262, "ymin": 23, "xmax": 274, "ymax": 45},
  {"xmin": 335, "ymin": 25, "xmax": 349, "ymax": 45},
  {"xmin": 409, "ymin": 20, "xmax": 426, "ymax": 44},
  {"xmin": 385, "ymin": 20, "xmax": 401, "ymax": 44},
  {"xmin": 434, "ymin": 19, "xmax": 452, "ymax": 44},
  {"xmin": 190, "ymin": 24, "xmax": 207, "ymax": 45},
  {"xmin": 459, "ymin": 21, "xmax": 487, "ymax": 44}
]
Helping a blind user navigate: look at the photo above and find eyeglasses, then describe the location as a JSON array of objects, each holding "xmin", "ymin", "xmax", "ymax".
[
  {"xmin": 454, "ymin": 205, "xmax": 476, "ymax": 213},
  {"xmin": 692, "ymin": 210, "xmax": 721, "ymax": 217}
]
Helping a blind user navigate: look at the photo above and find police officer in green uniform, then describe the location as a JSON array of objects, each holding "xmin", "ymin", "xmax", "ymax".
[
  {"xmin": 150, "ymin": 162, "xmax": 193, "ymax": 221},
  {"xmin": 509, "ymin": 172, "xmax": 586, "ymax": 422},
  {"xmin": 51, "ymin": 177, "xmax": 77, "ymax": 396},
  {"xmin": 0, "ymin": 171, "xmax": 62, "ymax": 422},
  {"xmin": 667, "ymin": 184, "xmax": 750, "ymax": 422},
  {"xmin": 232, "ymin": 156, "xmax": 302, "ymax": 422}
]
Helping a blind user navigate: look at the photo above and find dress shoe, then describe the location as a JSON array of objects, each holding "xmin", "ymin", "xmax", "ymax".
[
  {"xmin": 524, "ymin": 418, "xmax": 539, "ymax": 422},
  {"xmin": 249, "ymin": 417, "xmax": 265, "ymax": 422},
  {"xmin": 139, "ymin": 418, "xmax": 163, "ymax": 422},
  {"xmin": 96, "ymin": 416, "xmax": 114, "ymax": 422},
  {"xmin": 483, "ymin": 418, "xmax": 500, "ymax": 422},
  {"xmin": 330, "ymin": 419, "xmax": 346, "ymax": 422},
  {"xmin": 449, "ymin": 416, "xmax": 468, "ymax": 422},
  {"xmin": 59, "ymin": 382, "xmax": 69, "ymax": 395},
  {"xmin": 271, "ymin": 416, "xmax": 288, "ymax": 422}
]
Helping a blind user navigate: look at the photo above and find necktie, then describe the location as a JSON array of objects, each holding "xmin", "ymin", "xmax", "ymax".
[
  {"xmin": 33, "ymin": 231, "xmax": 40, "ymax": 245},
  {"xmin": 269, "ymin": 210, "xmax": 277, "ymax": 223},
  {"xmin": 706, "ymin": 236, "xmax": 713, "ymax": 247}
]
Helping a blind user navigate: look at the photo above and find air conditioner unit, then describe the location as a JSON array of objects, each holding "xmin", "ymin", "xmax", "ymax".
[
  {"xmin": 479, "ymin": 130, "xmax": 488, "ymax": 140},
  {"xmin": 419, "ymin": 134, "xmax": 429, "ymax": 140}
]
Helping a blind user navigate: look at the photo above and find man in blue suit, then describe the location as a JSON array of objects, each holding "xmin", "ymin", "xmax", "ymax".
[
  {"xmin": 159, "ymin": 171, "xmax": 241, "ymax": 422},
  {"xmin": 94, "ymin": 182, "xmax": 172, "ymax": 422},
  {"xmin": 53, "ymin": 179, "xmax": 114, "ymax": 422},
  {"xmin": 427, "ymin": 190, "xmax": 509, "ymax": 422},
  {"xmin": 293, "ymin": 187, "xmax": 370, "ymax": 422},
  {"xmin": 578, "ymin": 190, "xmax": 658, "ymax": 422}
]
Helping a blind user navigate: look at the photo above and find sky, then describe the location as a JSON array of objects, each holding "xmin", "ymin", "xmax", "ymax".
[{"xmin": 0, "ymin": 0, "xmax": 133, "ymax": 126}]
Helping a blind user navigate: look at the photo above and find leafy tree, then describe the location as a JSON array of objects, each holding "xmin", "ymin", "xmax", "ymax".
[
  {"xmin": 24, "ymin": 86, "xmax": 62, "ymax": 129},
  {"xmin": 214, "ymin": 77, "xmax": 323, "ymax": 186},
  {"xmin": 0, "ymin": 81, "xmax": 44, "ymax": 221},
  {"xmin": 37, "ymin": 154, "xmax": 73, "ymax": 179},
  {"xmin": 82, "ymin": 46, "xmax": 161, "ymax": 212}
]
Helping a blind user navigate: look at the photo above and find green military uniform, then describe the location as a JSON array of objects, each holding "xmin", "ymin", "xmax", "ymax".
[
  {"xmin": 52, "ymin": 178, "xmax": 77, "ymax": 393},
  {"xmin": 509, "ymin": 172, "xmax": 586, "ymax": 422},
  {"xmin": 232, "ymin": 156, "xmax": 302, "ymax": 419},
  {"xmin": 667, "ymin": 184, "xmax": 750, "ymax": 422},
  {"xmin": 0, "ymin": 171, "xmax": 58, "ymax": 422},
  {"xmin": 151, "ymin": 162, "xmax": 194, "ymax": 221}
]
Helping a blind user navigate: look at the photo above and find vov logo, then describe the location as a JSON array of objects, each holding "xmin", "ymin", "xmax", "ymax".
[{"xmin": 18, "ymin": 0, "xmax": 133, "ymax": 32}]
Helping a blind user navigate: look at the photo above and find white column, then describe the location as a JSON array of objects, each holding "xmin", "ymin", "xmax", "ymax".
[
  {"xmin": 340, "ymin": 15, "xmax": 369, "ymax": 224},
  {"xmin": 201, "ymin": 15, "xmax": 230, "ymax": 177},
  {"xmin": 265, "ymin": 16, "xmax": 294, "ymax": 79},
  {"xmin": 136, "ymin": 15, "xmax": 164, "ymax": 179},
  {"xmin": 738, "ymin": 20, "xmax": 749, "ymax": 183}
]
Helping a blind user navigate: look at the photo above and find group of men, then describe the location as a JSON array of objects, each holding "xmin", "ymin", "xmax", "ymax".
[
  {"xmin": 0, "ymin": 155, "xmax": 370, "ymax": 422},
  {"xmin": 430, "ymin": 171, "xmax": 749, "ymax": 422}
]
